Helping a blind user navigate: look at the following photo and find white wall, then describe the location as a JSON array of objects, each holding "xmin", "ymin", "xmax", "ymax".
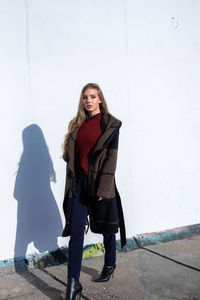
[{"xmin": 0, "ymin": 0, "xmax": 199, "ymax": 261}]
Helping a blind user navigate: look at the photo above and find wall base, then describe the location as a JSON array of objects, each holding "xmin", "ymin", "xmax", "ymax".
[{"xmin": 1, "ymin": 223, "xmax": 200, "ymax": 271}]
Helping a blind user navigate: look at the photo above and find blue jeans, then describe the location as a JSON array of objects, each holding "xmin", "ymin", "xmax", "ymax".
[{"xmin": 68, "ymin": 173, "xmax": 116, "ymax": 279}]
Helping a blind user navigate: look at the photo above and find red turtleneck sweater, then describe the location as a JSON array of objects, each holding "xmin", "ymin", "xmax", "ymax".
[{"xmin": 75, "ymin": 112, "xmax": 102, "ymax": 175}]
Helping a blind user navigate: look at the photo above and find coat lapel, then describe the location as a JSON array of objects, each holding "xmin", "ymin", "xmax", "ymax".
[{"xmin": 89, "ymin": 112, "xmax": 121, "ymax": 161}]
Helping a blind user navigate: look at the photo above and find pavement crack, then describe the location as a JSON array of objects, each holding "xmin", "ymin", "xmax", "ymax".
[
  {"xmin": 39, "ymin": 267, "xmax": 91, "ymax": 300},
  {"xmin": 134, "ymin": 237, "xmax": 200, "ymax": 273}
]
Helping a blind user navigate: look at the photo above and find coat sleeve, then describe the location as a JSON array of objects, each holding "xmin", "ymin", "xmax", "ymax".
[
  {"xmin": 96, "ymin": 124, "xmax": 121, "ymax": 199},
  {"xmin": 63, "ymin": 133, "xmax": 72, "ymax": 163}
]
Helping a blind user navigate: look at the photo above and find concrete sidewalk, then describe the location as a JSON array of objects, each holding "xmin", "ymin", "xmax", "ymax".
[{"xmin": 0, "ymin": 234, "xmax": 200, "ymax": 300}]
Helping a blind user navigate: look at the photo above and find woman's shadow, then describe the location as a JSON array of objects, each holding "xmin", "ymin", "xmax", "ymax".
[{"xmin": 13, "ymin": 124, "xmax": 66, "ymax": 299}]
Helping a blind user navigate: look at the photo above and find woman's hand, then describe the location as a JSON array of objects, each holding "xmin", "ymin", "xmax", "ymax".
[{"xmin": 98, "ymin": 196, "xmax": 104, "ymax": 201}]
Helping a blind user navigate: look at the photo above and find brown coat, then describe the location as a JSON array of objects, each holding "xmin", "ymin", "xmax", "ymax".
[{"xmin": 62, "ymin": 111, "xmax": 126, "ymax": 248}]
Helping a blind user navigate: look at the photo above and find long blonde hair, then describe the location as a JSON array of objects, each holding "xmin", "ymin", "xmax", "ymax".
[{"xmin": 62, "ymin": 83, "xmax": 109, "ymax": 159}]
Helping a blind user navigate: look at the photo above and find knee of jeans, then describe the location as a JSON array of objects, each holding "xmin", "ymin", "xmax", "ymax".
[
  {"xmin": 70, "ymin": 233, "xmax": 84, "ymax": 240},
  {"xmin": 70, "ymin": 225, "xmax": 85, "ymax": 238}
]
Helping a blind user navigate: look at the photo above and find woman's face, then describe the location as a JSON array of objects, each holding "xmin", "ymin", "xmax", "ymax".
[{"xmin": 82, "ymin": 88, "xmax": 102, "ymax": 116}]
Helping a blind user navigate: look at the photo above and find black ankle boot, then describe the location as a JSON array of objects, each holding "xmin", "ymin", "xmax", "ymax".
[
  {"xmin": 94, "ymin": 264, "xmax": 116, "ymax": 282},
  {"xmin": 66, "ymin": 277, "xmax": 82, "ymax": 300}
]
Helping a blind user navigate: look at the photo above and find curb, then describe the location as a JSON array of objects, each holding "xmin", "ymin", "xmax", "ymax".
[
  {"xmin": 133, "ymin": 223, "xmax": 200, "ymax": 247},
  {"xmin": 1, "ymin": 223, "xmax": 200, "ymax": 270}
]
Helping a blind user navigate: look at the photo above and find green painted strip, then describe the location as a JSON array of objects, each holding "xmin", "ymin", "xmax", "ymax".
[
  {"xmin": 134, "ymin": 223, "xmax": 200, "ymax": 247},
  {"xmin": 0, "ymin": 251, "xmax": 49, "ymax": 269},
  {"xmin": 1, "ymin": 223, "xmax": 200, "ymax": 269},
  {"xmin": 82, "ymin": 242, "xmax": 105, "ymax": 259}
]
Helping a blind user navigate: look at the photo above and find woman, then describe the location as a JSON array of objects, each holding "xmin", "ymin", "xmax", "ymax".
[{"xmin": 62, "ymin": 83, "xmax": 126, "ymax": 300}]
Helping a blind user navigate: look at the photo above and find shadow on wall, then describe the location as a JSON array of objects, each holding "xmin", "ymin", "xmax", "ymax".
[{"xmin": 13, "ymin": 124, "xmax": 63, "ymax": 260}]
